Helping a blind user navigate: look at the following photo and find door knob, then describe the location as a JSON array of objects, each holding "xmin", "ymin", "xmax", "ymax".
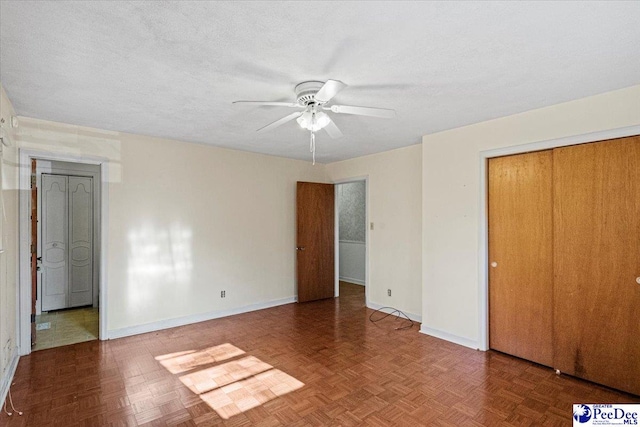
[
  {"xmin": 491, "ymin": 262, "xmax": 498, "ymax": 268},
  {"xmin": 296, "ymin": 247, "xmax": 305, "ymax": 251},
  {"xmin": 636, "ymin": 277, "xmax": 640, "ymax": 285}
]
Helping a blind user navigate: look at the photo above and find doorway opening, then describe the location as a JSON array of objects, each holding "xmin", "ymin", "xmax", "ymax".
[
  {"xmin": 19, "ymin": 150, "xmax": 108, "ymax": 355},
  {"xmin": 32, "ymin": 160, "xmax": 101, "ymax": 350},
  {"xmin": 335, "ymin": 179, "xmax": 367, "ymax": 307}
]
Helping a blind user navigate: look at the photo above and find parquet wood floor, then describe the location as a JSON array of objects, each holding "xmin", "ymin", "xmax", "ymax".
[{"xmin": 2, "ymin": 283, "xmax": 636, "ymax": 426}]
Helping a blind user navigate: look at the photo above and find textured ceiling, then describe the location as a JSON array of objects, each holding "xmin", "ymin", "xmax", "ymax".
[{"xmin": 1, "ymin": 1, "xmax": 639, "ymax": 163}]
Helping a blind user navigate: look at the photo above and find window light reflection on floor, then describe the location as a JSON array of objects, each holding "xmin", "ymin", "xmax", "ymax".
[
  {"xmin": 156, "ymin": 344, "xmax": 304, "ymax": 420},
  {"xmin": 200, "ymin": 368, "xmax": 304, "ymax": 419},
  {"xmin": 180, "ymin": 355, "xmax": 272, "ymax": 394},
  {"xmin": 154, "ymin": 343, "xmax": 245, "ymax": 374}
]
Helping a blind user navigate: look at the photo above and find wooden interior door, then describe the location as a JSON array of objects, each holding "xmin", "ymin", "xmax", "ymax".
[
  {"xmin": 488, "ymin": 150, "xmax": 554, "ymax": 367},
  {"xmin": 297, "ymin": 182, "xmax": 334, "ymax": 303},
  {"xmin": 553, "ymin": 136, "xmax": 640, "ymax": 396},
  {"xmin": 30, "ymin": 159, "xmax": 37, "ymax": 346}
]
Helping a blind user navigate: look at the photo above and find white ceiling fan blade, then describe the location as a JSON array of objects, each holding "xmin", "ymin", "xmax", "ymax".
[
  {"xmin": 323, "ymin": 119, "xmax": 343, "ymax": 139},
  {"xmin": 328, "ymin": 104, "xmax": 396, "ymax": 119},
  {"xmin": 233, "ymin": 101, "xmax": 301, "ymax": 108},
  {"xmin": 257, "ymin": 111, "xmax": 303, "ymax": 133},
  {"xmin": 314, "ymin": 80, "xmax": 347, "ymax": 103}
]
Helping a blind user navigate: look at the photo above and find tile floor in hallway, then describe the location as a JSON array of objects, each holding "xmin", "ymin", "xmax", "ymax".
[{"xmin": 33, "ymin": 306, "xmax": 99, "ymax": 351}]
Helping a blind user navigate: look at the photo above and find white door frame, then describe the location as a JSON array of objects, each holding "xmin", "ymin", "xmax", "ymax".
[
  {"xmin": 477, "ymin": 125, "xmax": 640, "ymax": 352},
  {"xmin": 333, "ymin": 176, "xmax": 369, "ymax": 306},
  {"xmin": 18, "ymin": 149, "xmax": 109, "ymax": 355}
]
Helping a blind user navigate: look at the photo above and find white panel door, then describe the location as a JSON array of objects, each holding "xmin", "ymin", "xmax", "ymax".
[
  {"xmin": 41, "ymin": 174, "xmax": 68, "ymax": 311},
  {"xmin": 68, "ymin": 177, "xmax": 93, "ymax": 307}
]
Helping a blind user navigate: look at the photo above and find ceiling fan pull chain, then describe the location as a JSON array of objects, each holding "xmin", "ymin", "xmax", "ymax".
[{"xmin": 310, "ymin": 109, "xmax": 317, "ymax": 165}]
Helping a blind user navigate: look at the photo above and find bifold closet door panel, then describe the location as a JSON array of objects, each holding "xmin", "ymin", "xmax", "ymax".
[
  {"xmin": 488, "ymin": 150, "xmax": 554, "ymax": 367},
  {"xmin": 42, "ymin": 174, "xmax": 68, "ymax": 311},
  {"xmin": 553, "ymin": 136, "xmax": 640, "ymax": 396},
  {"xmin": 69, "ymin": 176, "xmax": 93, "ymax": 308}
]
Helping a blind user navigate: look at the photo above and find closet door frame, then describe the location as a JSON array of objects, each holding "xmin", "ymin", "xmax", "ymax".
[{"xmin": 477, "ymin": 125, "xmax": 640, "ymax": 352}]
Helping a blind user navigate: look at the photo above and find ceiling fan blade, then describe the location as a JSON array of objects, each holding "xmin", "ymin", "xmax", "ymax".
[
  {"xmin": 233, "ymin": 101, "xmax": 301, "ymax": 108},
  {"xmin": 314, "ymin": 80, "xmax": 347, "ymax": 103},
  {"xmin": 257, "ymin": 111, "xmax": 303, "ymax": 133},
  {"xmin": 328, "ymin": 104, "xmax": 396, "ymax": 119},
  {"xmin": 323, "ymin": 119, "xmax": 343, "ymax": 139},
  {"xmin": 348, "ymin": 83, "xmax": 415, "ymax": 91}
]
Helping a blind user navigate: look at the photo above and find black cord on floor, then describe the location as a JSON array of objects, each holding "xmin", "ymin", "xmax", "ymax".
[{"xmin": 369, "ymin": 306, "xmax": 414, "ymax": 330}]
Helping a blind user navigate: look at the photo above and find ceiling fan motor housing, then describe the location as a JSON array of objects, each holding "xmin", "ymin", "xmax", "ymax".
[{"xmin": 295, "ymin": 81, "xmax": 325, "ymax": 106}]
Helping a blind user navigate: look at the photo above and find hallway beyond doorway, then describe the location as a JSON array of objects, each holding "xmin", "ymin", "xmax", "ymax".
[
  {"xmin": 338, "ymin": 281, "xmax": 365, "ymax": 308},
  {"xmin": 33, "ymin": 306, "xmax": 98, "ymax": 351}
]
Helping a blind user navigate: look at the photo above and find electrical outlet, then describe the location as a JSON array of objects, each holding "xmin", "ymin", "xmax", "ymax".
[
  {"xmin": 387, "ymin": 289, "xmax": 391, "ymax": 296},
  {"xmin": 221, "ymin": 290, "xmax": 226, "ymax": 298}
]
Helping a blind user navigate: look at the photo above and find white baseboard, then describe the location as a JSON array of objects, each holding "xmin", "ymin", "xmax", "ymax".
[
  {"xmin": 0, "ymin": 347, "xmax": 20, "ymax": 407},
  {"xmin": 107, "ymin": 297, "xmax": 296, "ymax": 340},
  {"xmin": 339, "ymin": 276, "xmax": 365, "ymax": 286},
  {"xmin": 367, "ymin": 301, "xmax": 422, "ymax": 323},
  {"xmin": 419, "ymin": 326, "xmax": 480, "ymax": 350}
]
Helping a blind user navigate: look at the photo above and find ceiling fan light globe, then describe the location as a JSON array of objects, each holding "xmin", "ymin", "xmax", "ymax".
[
  {"xmin": 315, "ymin": 112, "xmax": 330, "ymax": 129},
  {"xmin": 297, "ymin": 111, "xmax": 330, "ymax": 132},
  {"xmin": 296, "ymin": 111, "xmax": 312, "ymax": 129}
]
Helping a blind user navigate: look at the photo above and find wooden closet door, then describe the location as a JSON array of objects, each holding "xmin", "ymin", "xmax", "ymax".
[
  {"xmin": 488, "ymin": 150, "xmax": 554, "ymax": 367},
  {"xmin": 553, "ymin": 136, "xmax": 640, "ymax": 396}
]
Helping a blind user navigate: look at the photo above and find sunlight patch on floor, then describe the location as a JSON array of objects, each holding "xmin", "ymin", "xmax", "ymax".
[
  {"xmin": 156, "ymin": 344, "xmax": 304, "ymax": 420},
  {"xmin": 155, "ymin": 343, "xmax": 245, "ymax": 374},
  {"xmin": 201, "ymin": 368, "xmax": 304, "ymax": 419},
  {"xmin": 180, "ymin": 356, "xmax": 272, "ymax": 394}
]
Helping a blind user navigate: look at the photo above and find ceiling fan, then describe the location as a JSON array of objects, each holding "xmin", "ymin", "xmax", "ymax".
[{"xmin": 233, "ymin": 80, "xmax": 396, "ymax": 164}]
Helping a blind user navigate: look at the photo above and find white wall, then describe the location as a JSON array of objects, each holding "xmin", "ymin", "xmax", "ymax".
[
  {"xmin": 13, "ymin": 116, "xmax": 329, "ymax": 337},
  {"xmin": 421, "ymin": 84, "xmax": 640, "ymax": 348},
  {"xmin": 326, "ymin": 145, "xmax": 422, "ymax": 320},
  {"xmin": 0, "ymin": 83, "xmax": 20, "ymax": 403},
  {"xmin": 338, "ymin": 241, "xmax": 365, "ymax": 285}
]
